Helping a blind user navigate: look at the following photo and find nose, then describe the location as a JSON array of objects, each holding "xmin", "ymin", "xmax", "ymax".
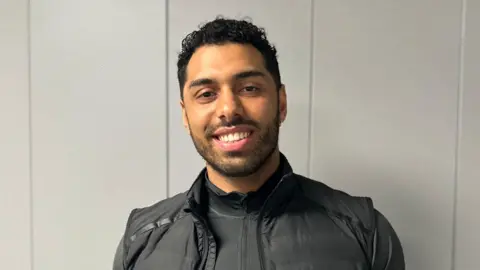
[{"xmin": 216, "ymin": 88, "xmax": 243, "ymax": 122}]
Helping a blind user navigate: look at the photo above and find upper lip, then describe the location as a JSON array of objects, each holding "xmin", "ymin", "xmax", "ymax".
[{"xmin": 212, "ymin": 126, "xmax": 254, "ymax": 137}]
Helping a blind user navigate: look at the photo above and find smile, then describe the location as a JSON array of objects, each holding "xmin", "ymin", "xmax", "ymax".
[
  {"xmin": 216, "ymin": 132, "xmax": 251, "ymax": 143},
  {"xmin": 212, "ymin": 130, "xmax": 254, "ymax": 152}
]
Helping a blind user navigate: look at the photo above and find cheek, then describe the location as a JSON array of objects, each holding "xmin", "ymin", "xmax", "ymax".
[
  {"xmin": 246, "ymin": 99, "xmax": 277, "ymax": 121},
  {"xmin": 186, "ymin": 112, "xmax": 210, "ymax": 135},
  {"xmin": 188, "ymin": 119, "xmax": 204, "ymax": 134}
]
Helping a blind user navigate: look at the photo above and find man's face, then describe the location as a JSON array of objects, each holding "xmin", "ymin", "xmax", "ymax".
[{"xmin": 180, "ymin": 43, "xmax": 287, "ymax": 178}]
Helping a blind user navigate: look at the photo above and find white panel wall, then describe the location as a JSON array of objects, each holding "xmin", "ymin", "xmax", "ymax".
[
  {"xmin": 2, "ymin": 1, "xmax": 479, "ymax": 269},
  {"xmin": 310, "ymin": 1, "xmax": 462, "ymax": 269},
  {"xmin": 167, "ymin": 0, "xmax": 312, "ymax": 195},
  {"xmin": 0, "ymin": 1, "xmax": 31, "ymax": 270},
  {"xmin": 29, "ymin": 1, "xmax": 167, "ymax": 270},
  {"xmin": 454, "ymin": 1, "xmax": 480, "ymax": 269}
]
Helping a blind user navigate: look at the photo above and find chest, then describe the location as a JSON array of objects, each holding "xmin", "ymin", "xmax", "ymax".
[
  {"xmin": 132, "ymin": 212, "xmax": 369, "ymax": 270},
  {"xmin": 263, "ymin": 213, "xmax": 368, "ymax": 269}
]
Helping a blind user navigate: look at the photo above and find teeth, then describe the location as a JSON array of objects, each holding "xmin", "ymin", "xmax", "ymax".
[{"xmin": 219, "ymin": 132, "xmax": 250, "ymax": 143}]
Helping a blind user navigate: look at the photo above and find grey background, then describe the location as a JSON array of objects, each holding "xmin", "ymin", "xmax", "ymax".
[{"xmin": 1, "ymin": 0, "xmax": 478, "ymax": 269}]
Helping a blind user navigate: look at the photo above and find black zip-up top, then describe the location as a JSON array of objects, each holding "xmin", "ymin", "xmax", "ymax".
[
  {"xmin": 113, "ymin": 154, "xmax": 405, "ymax": 270},
  {"xmin": 204, "ymin": 156, "xmax": 285, "ymax": 270}
]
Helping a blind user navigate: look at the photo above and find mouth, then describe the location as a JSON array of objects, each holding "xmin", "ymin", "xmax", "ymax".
[
  {"xmin": 211, "ymin": 129, "xmax": 254, "ymax": 152},
  {"xmin": 214, "ymin": 131, "xmax": 252, "ymax": 143}
]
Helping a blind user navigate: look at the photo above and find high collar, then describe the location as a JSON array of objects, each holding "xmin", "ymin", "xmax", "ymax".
[
  {"xmin": 205, "ymin": 155, "xmax": 286, "ymax": 215},
  {"xmin": 184, "ymin": 153, "xmax": 297, "ymax": 218}
]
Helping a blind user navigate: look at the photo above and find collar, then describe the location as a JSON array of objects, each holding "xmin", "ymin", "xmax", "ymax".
[
  {"xmin": 205, "ymin": 156, "xmax": 286, "ymax": 215},
  {"xmin": 184, "ymin": 152, "xmax": 297, "ymax": 218}
]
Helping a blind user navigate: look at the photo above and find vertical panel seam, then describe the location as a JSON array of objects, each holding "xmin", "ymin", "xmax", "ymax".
[
  {"xmin": 27, "ymin": 0, "xmax": 34, "ymax": 269},
  {"xmin": 451, "ymin": 0, "xmax": 467, "ymax": 269},
  {"xmin": 165, "ymin": 0, "xmax": 170, "ymax": 198},
  {"xmin": 307, "ymin": 0, "xmax": 315, "ymax": 178}
]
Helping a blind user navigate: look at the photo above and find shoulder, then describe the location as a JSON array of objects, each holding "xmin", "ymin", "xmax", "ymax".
[
  {"xmin": 294, "ymin": 174, "xmax": 375, "ymax": 230},
  {"xmin": 291, "ymin": 174, "xmax": 405, "ymax": 267},
  {"xmin": 113, "ymin": 193, "xmax": 189, "ymax": 270},
  {"xmin": 124, "ymin": 192, "xmax": 188, "ymax": 242}
]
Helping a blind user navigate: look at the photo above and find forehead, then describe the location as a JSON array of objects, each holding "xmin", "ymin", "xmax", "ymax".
[{"xmin": 186, "ymin": 43, "xmax": 269, "ymax": 82}]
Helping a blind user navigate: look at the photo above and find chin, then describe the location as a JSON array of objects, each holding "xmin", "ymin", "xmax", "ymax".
[
  {"xmin": 220, "ymin": 150, "xmax": 253, "ymax": 159},
  {"xmin": 215, "ymin": 156, "xmax": 248, "ymax": 167}
]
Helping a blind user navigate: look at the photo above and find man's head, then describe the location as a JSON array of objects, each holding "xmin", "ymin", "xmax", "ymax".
[{"xmin": 178, "ymin": 17, "xmax": 287, "ymax": 178}]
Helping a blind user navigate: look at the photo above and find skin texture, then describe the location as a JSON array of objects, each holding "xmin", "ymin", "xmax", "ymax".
[{"xmin": 180, "ymin": 43, "xmax": 287, "ymax": 193}]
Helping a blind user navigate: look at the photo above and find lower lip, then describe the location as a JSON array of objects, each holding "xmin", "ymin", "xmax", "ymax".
[{"xmin": 213, "ymin": 134, "xmax": 253, "ymax": 152}]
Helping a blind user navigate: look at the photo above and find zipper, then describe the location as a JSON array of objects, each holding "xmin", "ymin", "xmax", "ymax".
[
  {"xmin": 239, "ymin": 214, "xmax": 248, "ymax": 270},
  {"xmin": 256, "ymin": 173, "xmax": 292, "ymax": 270}
]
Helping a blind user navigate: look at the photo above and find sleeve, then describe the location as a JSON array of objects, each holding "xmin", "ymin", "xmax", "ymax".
[
  {"xmin": 112, "ymin": 237, "xmax": 126, "ymax": 270},
  {"xmin": 371, "ymin": 210, "xmax": 405, "ymax": 270},
  {"xmin": 113, "ymin": 208, "xmax": 138, "ymax": 270}
]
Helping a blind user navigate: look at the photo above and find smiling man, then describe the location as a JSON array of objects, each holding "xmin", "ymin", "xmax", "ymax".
[{"xmin": 113, "ymin": 17, "xmax": 405, "ymax": 270}]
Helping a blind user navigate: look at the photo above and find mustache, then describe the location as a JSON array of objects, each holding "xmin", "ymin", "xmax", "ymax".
[{"xmin": 205, "ymin": 117, "xmax": 259, "ymax": 137}]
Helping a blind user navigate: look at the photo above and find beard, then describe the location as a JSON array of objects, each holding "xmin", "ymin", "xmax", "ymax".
[{"xmin": 187, "ymin": 110, "xmax": 280, "ymax": 178}]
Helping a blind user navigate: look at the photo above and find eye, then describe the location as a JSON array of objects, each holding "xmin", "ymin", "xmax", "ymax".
[
  {"xmin": 196, "ymin": 90, "xmax": 216, "ymax": 101},
  {"xmin": 200, "ymin": 91, "xmax": 215, "ymax": 97},
  {"xmin": 242, "ymin": 85, "xmax": 260, "ymax": 92}
]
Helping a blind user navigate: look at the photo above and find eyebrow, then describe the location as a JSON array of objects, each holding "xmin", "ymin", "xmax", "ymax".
[
  {"xmin": 233, "ymin": 70, "xmax": 266, "ymax": 80},
  {"xmin": 188, "ymin": 78, "xmax": 214, "ymax": 89},
  {"xmin": 188, "ymin": 70, "xmax": 266, "ymax": 89}
]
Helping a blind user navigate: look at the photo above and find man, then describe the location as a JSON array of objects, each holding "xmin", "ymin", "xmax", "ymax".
[{"xmin": 113, "ymin": 17, "xmax": 405, "ymax": 270}]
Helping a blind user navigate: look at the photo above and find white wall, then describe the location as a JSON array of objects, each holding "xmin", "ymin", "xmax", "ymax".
[
  {"xmin": 29, "ymin": 1, "xmax": 167, "ymax": 270},
  {"xmin": 1, "ymin": 1, "xmax": 478, "ymax": 269},
  {"xmin": 0, "ymin": 1, "xmax": 31, "ymax": 270},
  {"xmin": 311, "ymin": 1, "xmax": 462, "ymax": 269},
  {"xmin": 454, "ymin": 0, "xmax": 480, "ymax": 269}
]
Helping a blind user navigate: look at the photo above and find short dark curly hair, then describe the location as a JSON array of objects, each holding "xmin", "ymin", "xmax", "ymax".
[{"xmin": 176, "ymin": 16, "xmax": 282, "ymax": 99}]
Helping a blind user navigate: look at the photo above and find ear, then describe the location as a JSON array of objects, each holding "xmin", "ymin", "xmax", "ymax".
[
  {"xmin": 180, "ymin": 100, "xmax": 190, "ymax": 135},
  {"xmin": 278, "ymin": 84, "xmax": 287, "ymax": 125}
]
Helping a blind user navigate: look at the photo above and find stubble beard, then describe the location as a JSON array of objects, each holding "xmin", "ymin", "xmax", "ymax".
[{"xmin": 187, "ymin": 111, "xmax": 280, "ymax": 178}]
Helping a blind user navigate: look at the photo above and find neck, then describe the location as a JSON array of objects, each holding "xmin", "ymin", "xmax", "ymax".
[{"xmin": 206, "ymin": 150, "xmax": 281, "ymax": 194}]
